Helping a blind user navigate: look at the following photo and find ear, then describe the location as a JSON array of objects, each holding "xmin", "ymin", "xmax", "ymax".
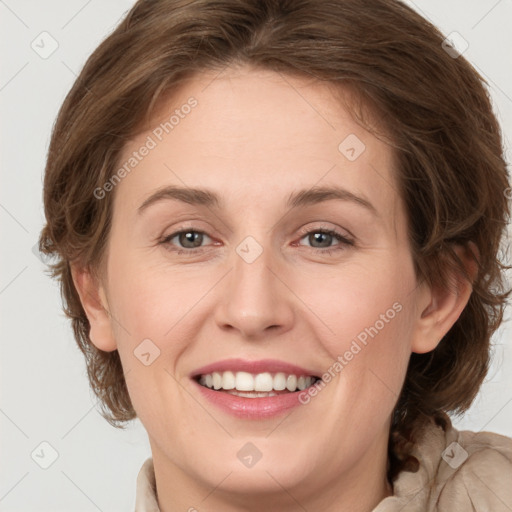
[
  {"xmin": 411, "ymin": 242, "xmax": 479, "ymax": 354},
  {"xmin": 70, "ymin": 264, "xmax": 117, "ymax": 352}
]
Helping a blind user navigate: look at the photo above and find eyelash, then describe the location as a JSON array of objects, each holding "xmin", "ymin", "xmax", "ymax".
[{"xmin": 158, "ymin": 226, "xmax": 354, "ymax": 256}]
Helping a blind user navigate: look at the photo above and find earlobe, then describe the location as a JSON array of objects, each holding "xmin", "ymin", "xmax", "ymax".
[
  {"xmin": 411, "ymin": 242, "xmax": 478, "ymax": 354},
  {"xmin": 70, "ymin": 264, "xmax": 117, "ymax": 352}
]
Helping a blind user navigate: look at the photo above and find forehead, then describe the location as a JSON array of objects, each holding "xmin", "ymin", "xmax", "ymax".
[{"xmin": 113, "ymin": 66, "xmax": 401, "ymax": 229}]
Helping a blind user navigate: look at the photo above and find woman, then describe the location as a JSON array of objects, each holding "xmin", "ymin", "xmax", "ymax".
[{"xmin": 39, "ymin": 0, "xmax": 512, "ymax": 510}]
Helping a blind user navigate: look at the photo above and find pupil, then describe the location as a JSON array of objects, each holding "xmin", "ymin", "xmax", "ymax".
[
  {"xmin": 312, "ymin": 232, "xmax": 330, "ymax": 247},
  {"xmin": 181, "ymin": 232, "xmax": 201, "ymax": 248}
]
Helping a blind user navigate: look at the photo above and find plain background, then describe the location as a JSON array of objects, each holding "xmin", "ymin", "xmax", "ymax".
[{"xmin": 1, "ymin": 1, "xmax": 511, "ymax": 510}]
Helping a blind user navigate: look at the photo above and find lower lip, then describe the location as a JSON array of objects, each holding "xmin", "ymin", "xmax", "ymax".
[{"xmin": 193, "ymin": 380, "xmax": 304, "ymax": 419}]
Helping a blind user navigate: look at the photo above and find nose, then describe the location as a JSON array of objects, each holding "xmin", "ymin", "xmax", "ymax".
[{"xmin": 214, "ymin": 238, "xmax": 295, "ymax": 340}]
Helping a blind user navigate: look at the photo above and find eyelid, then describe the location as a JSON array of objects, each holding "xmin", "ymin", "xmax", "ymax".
[
  {"xmin": 296, "ymin": 222, "xmax": 354, "ymax": 241},
  {"xmin": 159, "ymin": 222, "xmax": 354, "ymax": 255}
]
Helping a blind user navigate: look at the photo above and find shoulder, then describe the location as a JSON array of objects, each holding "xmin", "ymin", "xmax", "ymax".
[
  {"xmin": 434, "ymin": 427, "xmax": 512, "ymax": 511},
  {"xmin": 412, "ymin": 416, "xmax": 512, "ymax": 512},
  {"xmin": 375, "ymin": 416, "xmax": 512, "ymax": 512}
]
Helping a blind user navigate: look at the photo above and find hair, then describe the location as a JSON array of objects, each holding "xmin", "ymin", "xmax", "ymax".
[{"xmin": 39, "ymin": 0, "xmax": 511, "ymax": 482}]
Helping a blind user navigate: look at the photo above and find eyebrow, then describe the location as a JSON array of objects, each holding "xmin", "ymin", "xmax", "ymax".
[{"xmin": 137, "ymin": 184, "xmax": 379, "ymax": 217}]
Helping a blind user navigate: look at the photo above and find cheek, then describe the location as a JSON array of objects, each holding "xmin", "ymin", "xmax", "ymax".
[
  {"xmin": 298, "ymin": 254, "xmax": 416, "ymax": 359},
  {"xmin": 105, "ymin": 259, "xmax": 201, "ymax": 434},
  {"xmin": 296, "ymin": 252, "xmax": 417, "ymax": 419},
  {"xmin": 104, "ymin": 253, "xmax": 217, "ymax": 403},
  {"xmin": 105, "ymin": 249, "xmax": 184, "ymax": 339}
]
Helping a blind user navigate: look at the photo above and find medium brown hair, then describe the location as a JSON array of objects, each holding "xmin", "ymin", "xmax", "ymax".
[{"xmin": 39, "ymin": 0, "xmax": 511, "ymax": 481}]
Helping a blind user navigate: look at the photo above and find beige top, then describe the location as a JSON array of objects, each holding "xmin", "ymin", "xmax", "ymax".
[{"xmin": 134, "ymin": 418, "xmax": 512, "ymax": 511}]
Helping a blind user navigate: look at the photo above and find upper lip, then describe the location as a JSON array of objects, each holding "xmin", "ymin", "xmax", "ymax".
[{"xmin": 190, "ymin": 358, "xmax": 321, "ymax": 379}]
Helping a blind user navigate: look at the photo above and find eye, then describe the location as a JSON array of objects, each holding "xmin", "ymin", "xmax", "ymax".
[
  {"xmin": 296, "ymin": 227, "xmax": 354, "ymax": 255},
  {"xmin": 159, "ymin": 229, "xmax": 213, "ymax": 255},
  {"xmin": 159, "ymin": 226, "xmax": 354, "ymax": 256}
]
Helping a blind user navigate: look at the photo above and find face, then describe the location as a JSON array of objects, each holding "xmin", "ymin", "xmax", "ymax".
[{"xmin": 83, "ymin": 65, "xmax": 441, "ymax": 509}]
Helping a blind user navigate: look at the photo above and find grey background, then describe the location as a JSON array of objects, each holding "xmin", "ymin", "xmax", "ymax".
[{"xmin": 1, "ymin": 1, "xmax": 511, "ymax": 510}]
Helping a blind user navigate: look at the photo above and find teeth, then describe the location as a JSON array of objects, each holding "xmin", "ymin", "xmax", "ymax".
[
  {"xmin": 198, "ymin": 371, "xmax": 316, "ymax": 392},
  {"xmin": 227, "ymin": 390, "xmax": 279, "ymax": 398},
  {"xmin": 222, "ymin": 370, "xmax": 235, "ymax": 390},
  {"xmin": 286, "ymin": 375, "xmax": 297, "ymax": 392},
  {"xmin": 273, "ymin": 372, "xmax": 286, "ymax": 391},
  {"xmin": 254, "ymin": 372, "xmax": 273, "ymax": 392},
  {"xmin": 236, "ymin": 371, "xmax": 254, "ymax": 391},
  {"xmin": 212, "ymin": 372, "xmax": 222, "ymax": 390}
]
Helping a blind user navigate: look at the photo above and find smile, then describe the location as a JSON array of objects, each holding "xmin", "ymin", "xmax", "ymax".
[
  {"xmin": 191, "ymin": 359, "xmax": 323, "ymax": 418},
  {"xmin": 197, "ymin": 371, "xmax": 319, "ymax": 396}
]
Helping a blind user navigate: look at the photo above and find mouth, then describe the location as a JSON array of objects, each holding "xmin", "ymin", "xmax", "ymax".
[
  {"xmin": 195, "ymin": 371, "xmax": 321, "ymax": 398},
  {"xmin": 190, "ymin": 359, "xmax": 323, "ymax": 418}
]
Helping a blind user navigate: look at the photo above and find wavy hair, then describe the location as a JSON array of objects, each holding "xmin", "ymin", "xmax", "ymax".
[{"xmin": 39, "ymin": 0, "xmax": 511, "ymax": 481}]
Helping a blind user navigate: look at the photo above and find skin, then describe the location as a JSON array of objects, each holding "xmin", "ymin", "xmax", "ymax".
[{"xmin": 72, "ymin": 65, "xmax": 475, "ymax": 512}]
